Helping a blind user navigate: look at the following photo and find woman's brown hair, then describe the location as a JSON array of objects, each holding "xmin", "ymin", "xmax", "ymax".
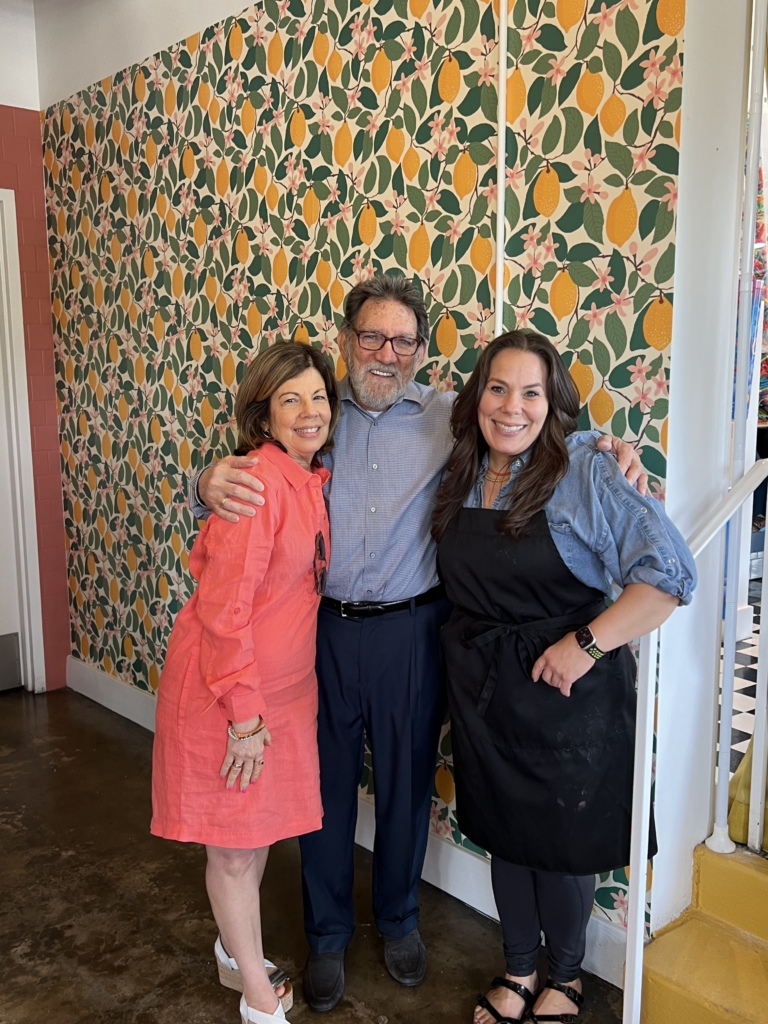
[
  {"xmin": 431, "ymin": 331, "xmax": 580, "ymax": 541},
  {"xmin": 234, "ymin": 341, "xmax": 340, "ymax": 460}
]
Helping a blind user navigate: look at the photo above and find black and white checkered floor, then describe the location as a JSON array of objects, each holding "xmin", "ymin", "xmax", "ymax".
[{"xmin": 730, "ymin": 582, "xmax": 761, "ymax": 775}]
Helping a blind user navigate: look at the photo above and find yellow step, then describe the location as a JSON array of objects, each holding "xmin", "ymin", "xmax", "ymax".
[
  {"xmin": 642, "ymin": 909, "xmax": 768, "ymax": 1024},
  {"xmin": 694, "ymin": 844, "xmax": 768, "ymax": 942}
]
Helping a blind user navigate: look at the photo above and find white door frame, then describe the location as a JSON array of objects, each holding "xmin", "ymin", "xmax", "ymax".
[{"xmin": 0, "ymin": 188, "xmax": 46, "ymax": 692}]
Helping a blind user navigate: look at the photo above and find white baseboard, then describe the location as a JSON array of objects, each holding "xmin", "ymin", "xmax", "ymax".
[
  {"xmin": 354, "ymin": 796, "xmax": 627, "ymax": 989},
  {"xmin": 66, "ymin": 656, "xmax": 156, "ymax": 733}
]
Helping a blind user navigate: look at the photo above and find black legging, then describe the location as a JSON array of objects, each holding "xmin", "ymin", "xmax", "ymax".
[{"xmin": 491, "ymin": 856, "xmax": 595, "ymax": 983}]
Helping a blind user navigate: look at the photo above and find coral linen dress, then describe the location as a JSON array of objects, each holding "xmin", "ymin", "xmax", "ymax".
[{"xmin": 151, "ymin": 444, "xmax": 329, "ymax": 849}]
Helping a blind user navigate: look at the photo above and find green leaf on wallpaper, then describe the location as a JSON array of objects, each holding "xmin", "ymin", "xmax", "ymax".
[
  {"xmin": 533, "ymin": 52, "xmax": 556, "ymax": 75},
  {"xmin": 337, "ymin": 218, "xmax": 350, "ymax": 252},
  {"xmin": 634, "ymin": 282, "xmax": 655, "ymax": 313},
  {"xmin": 392, "ymin": 233, "xmax": 407, "ymax": 269},
  {"xmin": 568, "ymin": 316, "xmax": 590, "ymax": 350},
  {"xmin": 459, "ymin": 0, "xmax": 480, "ymax": 42},
  {"xmin": 639, "ymin": 199, "xmax": 659, "ymax": 240},
  {"xmin": 593, "ymin": 338, "xmax": 611, "ymax": 377},
  {"xmin": 654, "ymin": 243, "xmax": 675, "ymax": 284},
  {"xmin": 605, "ymin": 141, "xmax": 633, "ymax": 179},
  {"xmin": 508, "ymin": 273, "xmax": 522, "ymax": 306},
  {"xmin": 584, "ymin": 116, "xmax": 602, "ymax": 157},
  {"xmin": 412, "ymin": 77, "xmax": 427, "ymax": 116},
  {"xmin": 541, "ymin": 78, "xmax": 557, "ymax": 117},
  {"xmin": 615, "ymin": 7, "xmax": 639, "ymax": 58},
  {"xmin": 567, "ymin": 262, "xmax": 597, "ymax": 287},
  {"xmin": 561, "ymin": 107, "xmax": 583, "ymax": 155},
  {"xmin": 513, "ymin": 0, "xmax": 527, "ymax": 27},
  {"xmin": 505, "ymin": 189, "xmax": 521, "ymax": 230},
  {"xmin": 363, "ymin": 161, "xmax": 377, "ymax": 195},
  {"xmin": 383, "ymin": 39, "xmax": 405, "ymax": 61},
  {"xmin": 540, "ymin": 261, "xmax": 558, "ymax": 283},
  {"xmin": 621, "ymin": 48, "xmax": 652, "ymax": 91},
  {"xmin": 508, "ymin": 27, "xmax": 523, "ymax": 61},
  {"xmin": 556, "ymin": 202, "xmax": 584, "ymax": 233},
  {"xmin": 407, "ymin": 186, "xmax": 426, "ymax": 217},
  {"xmin": 460, "ymin": 88, "xmax": 482, "ymax": 117},
  {"xmin": 459, "ymin": 265, "xmax": 476, "ymax": 306},
  {"xmin": 537, "ymin": 24, "xmax": 567, "ymax": 52},
  {"xmin": 611, "ymin": 407, "xmax": 627, "ymax": 438},
  {"xmin": 558, "ymin": 62, "xmax": 581, "ymax": 105},
  {"xmin": 665, "ymin": 87, "xmax": 682, "ymax": 113},
  {"xmin": 657, "ymin": 120, "xmax": 674, "ymax": 139},
  {"xmin": 583, "ymin": 200, "xmax": 604, "ymax": 243},
  {"xmin": 403, "ymin": 104, "xmax": 417, "ymax": 137},
  {"xmin": 650, "ymin": 144, "xmax": 679, "ymax": 175},
  {"xmin": 576, "ymin": 22, "xmax": 600, "ymax": 61},
  {"xmin": 605, "ymin": 311, "xmax": 627, "ymax": 358},
  {"xmin": 650, "ymin": 398, "xmax": 668, "ymax": 421},
  {"xmin": 470, "ymin": 195, "xmax": 488, "ymax": 225},
  {"xmin": 603, "ymin": 41, "xmax": 623, "ymax": 82},
  {"xmin": 641, "ymin": 446, "xmax": 666, "ymax": 478},
  {"xmin": 530, "ymin": 307, "xmax": 558, "ymax": 337},
  {"xmin": 445, "ymin": 7, "xmax": 462, "ymax": 45},
  {"xmin": 468, "ymin": 142, "xmax": 493, "ymax": 165},
  {"xmin": 443, "ymin": 269, "xmax": 458, "ymax": 304},
  {"xmin": 653, "ymin": 202, "xmax": 674, "ymax": 243},
  {"xmin": 603, "ymin": 174, "xmax": 625, "ymax": 188},
  {"xmin": 622, "ymin": 108, "xmax": 639, "ymax": 147},
  {"xmin": 564, "ymin": 185, "xmax": 582, "ymax": 204}
]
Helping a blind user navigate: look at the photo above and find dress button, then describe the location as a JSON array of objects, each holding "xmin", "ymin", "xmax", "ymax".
[
  {"xmin": 371, "ymin": 507, "xmax": 376, "ymax": 512},
  {"xmin": 372, "ymin": 464, "xmax": 378, "ymax": 469},
  {"xmin": 370, "ymin": 552, "xmax": 376, "ymax": 559}
]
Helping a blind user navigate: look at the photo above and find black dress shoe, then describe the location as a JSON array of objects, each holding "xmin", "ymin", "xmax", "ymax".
[
  {"xmin": 383, "ymin": 927, "xmax": 427, "ymax": 986},
  {"xmin": 302, "ymin": 950, "xmax": 345, "ymax": 1012}
]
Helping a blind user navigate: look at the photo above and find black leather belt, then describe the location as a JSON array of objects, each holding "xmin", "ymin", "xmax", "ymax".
[{"xmin": 320, "ymin": 584, "xmax": 446, "ymax": 619}]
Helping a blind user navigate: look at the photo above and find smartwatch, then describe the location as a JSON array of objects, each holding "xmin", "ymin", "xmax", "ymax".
[{"xmin": 574, "ymin": 625, "xmax": 606, "ymax": 660}]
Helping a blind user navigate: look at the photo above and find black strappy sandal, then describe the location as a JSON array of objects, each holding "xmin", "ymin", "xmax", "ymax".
[
  {"xmin": 476, "ymin": 977, "xmax": 537, "ymax": 1023},
  {"xmin": 525, "ymin": 980, "xmax": 583, "ymax": 1023}
]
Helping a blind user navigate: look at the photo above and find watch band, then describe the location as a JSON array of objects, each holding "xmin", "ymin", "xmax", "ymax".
[{"xmin": 575, "ymin": 625, "xmax": 606, "ymax": 661}]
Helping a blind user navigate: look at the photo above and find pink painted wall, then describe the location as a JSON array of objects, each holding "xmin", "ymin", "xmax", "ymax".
[{"xmin": 0, "ymin": 103, "xmax": 69, "ymax": 689}]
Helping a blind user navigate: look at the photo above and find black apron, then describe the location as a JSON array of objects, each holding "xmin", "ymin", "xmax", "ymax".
[{"xmin": 437, "ymin": 507, "xmax": 655, "ymax": 876}]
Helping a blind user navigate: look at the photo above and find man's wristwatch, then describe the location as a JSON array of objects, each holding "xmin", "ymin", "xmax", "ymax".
[{"xmin": 574, "ymin": 625, "xmax": 606, "ymax": 660}]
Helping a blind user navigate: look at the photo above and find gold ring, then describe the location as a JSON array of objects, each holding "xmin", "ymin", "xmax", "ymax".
[
  {"xmin": 222, "ymin": 496, "xmax": 229, "ymax": 509},
  {"xmin": 233, "ymin": 762, "xmax": 243, "ymax": 769}
]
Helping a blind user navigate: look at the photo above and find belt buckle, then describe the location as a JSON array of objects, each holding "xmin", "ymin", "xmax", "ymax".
[{"xmin": 339, "ymin": 601, "xmax": 352, "ymax": 618}]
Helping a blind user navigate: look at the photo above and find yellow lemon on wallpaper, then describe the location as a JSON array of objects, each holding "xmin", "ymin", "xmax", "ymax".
[
  {"xmin": 209, "ymin": 97, "xmax": 221, "ymax": 124},
  {"xmin": 143, "ymin": 248, "xmax": 154, "ymax": 278},
  {"xmin": 142, "ymin": 512, "xmax": 154, "ymax": 542},
  {"xmin": 182, "ymin": 144, "xmax": 195, "ymax": 178},
  {"xmin": 194, "ymin": 212, "xmax": 207, "ymax": 247},
  {"xmin": 334, "ymin": 121, "xmax": 352, "ymax": 166},
  {"xmin": 172, "ymin": 264, "xmax": 183, "ymax": 298},
  {"xmin": 410, "ymin": 0, "xmax": 430, "ymax": 14},
  {"xmin": 273, "ymin": 246, "xmax": 288, "ymax": 288},
  {"xmin": 95, "ymin": 278, "xmax": 104, "ymax": 306},
  {"xmin": 178, "ymin": 439, "xmax": 191, "ymax": 471},
  {"xmin": 303, "ymin": 186, "xmax": 320, "ymax": 226},
  {"xmin": 556, "ymin": 0, "xmax": 586, "ymax": 32},
  {"xmin": 150, "ymin": 416, "xmax": 162, "ymax": 443},
  {"xmin": 222, "ymin": 351, "xmax": 236, "ymax": 386},
  {"xmin": 235, "ymin": 228, "xmax": 250, "ymax": 264},
  {"xmin": 268, "ymin": 31, "xmax": 283, "ymax": 74},
  {"xmin": 158, "ymin": 573, "xmax": 169, "ymax": 601},
  {"xmin": 254, "ymin": 163, "xmax": 268, "ymax": 194},
  {"xmin": 228, "ymin": 22, "xmax": 243, "ymax": 60},
  {"xmin": 197, "ymin": 80, "xmax": 210, "ymax": 110},
  {"xmin": 101, "ymin": 431, "xmax": 112, "ymax": 459},
  {"xmin": 290, "ymin": 107, "xmax": 306, "ymax": 148},
  {"xmin": 72, "ymin": 164, "xmax": 82, "ymax": 192},
  {"xmin": 403, "ymin": 145, "xmax": 420, "ymax": 181},
  {"xmin": 164, "ymin": 81, "xmax": 176, "ymax": 116},
  {"xmin": 435, "ymin": 764, "xmax": 455, "ymax": 804},
  {"xmin": 550, "ymin": 268, "xmax": 578, "ymax": 320},
  {"xmin": 111, "ymin": 118, "xmax": 122, "ymax": 145},
  {"xmin": 145, "ymin": 135, "xmax": 157, "ymax": 167},
  {"xmin": 134, "ymin": 354, "xmax": 146, "ymax": 384},
  {"xmin": 470, "ymin": 234, "xmax": 493, "ymax": 275},
  {"xmin": 216, "ymin": 157, "xmax": 229, "ymax": 196},
  {"xmin": 71, "ymin": 264, "xmax": 81, "ymax": 289},
  {"xmin": 100, "ymin": 174, "xmax": 111, "ymax": 203},
  {"xmin": 205, "ymin": 272, "xmax": 218, "ymax": 301},
  {"xmin": 371, "ymin": 48, "xmax": 391, "ymax": 95},
  {"xmin": 134, "ymin": 69, "xmax": 146, "ymax": 102},
  {"xmin": 241, "ymin": 97, "xmax": 256, "ymax": 136},
  {"xmin": 153, "ymin": 311, "xmax": 164, "ymax": 340},
  {"xmin": 386, "ymin": 127, "xmax": 405, "ymax": 164},
  {"xmin": 294, "ymin": 322, "xmax": 310, "ymax": 344},
  {"xmin": 247, "ymin": 302, "xmax": 261, "ymax": 336},
  {"xmin": 156, "ymin": 192, "xmax": 168, "ymax": 218},
  {"xmin": 112, "ymin": 235, "xmax": 122, "ymax": 266},
  {"xmin": 488, "ymin": 263, "xmax": 511, "ymax": 293},
  {"xmin": 589, "ymin": 387, "xmax": 614, "ymax": 427},
  {"xmin": 600, "ymin": 93, "xmax": 627, "ymax": 137},
  {"xmin": 576, "ymin": 70, "xmax": 604, "ymax": 116},
  {"xmin": 118, "ymin": 395, "xmax": 129, "ymax": 423},
  {"xmin": 328, "ymin": 48, "xmax": 343, "ymax": 82},
  {"xmin": 313, "ymin": 31, "xmax": 329, "ymax": 66},
  {"xmin": 200, "ymin": 396, "xmax": 214, "ymax": 427},
  {"xmin": 533, "ymin": 166, "xmax": 560, "ymax": 218},
  {"xmin": 453, "ymin": 150, "xmax": 477, "ymax": 200},
  {"xmin": 126, "ymin": 186, "xmax": 138, "ymax": 220},
  {"xmin": 316, "ymin": 257, "xmax": 332, "ymax": 291},
  {"xmin": 187, "ymin": 33, "xmax": 200, "ymax": 54},
  {"xmin": 643, "ymin": 294, "xmax": 673, "ymax": 350},
  {"xmin": 409, "ymin": 223, "xmax": 430, "ymax": 272},
  {"xmin": 675, "ymin": 110, "xmax": 681, "ymax": 146},
  {"xmin": 570, "ymin": 360, "xmax": 594, "ymax": 403},
  {"xmin": 438, "ymin": 55, "xmax": 461, "ymax": 105},
  {"xmin": 266, "ymin": 181, "xmax": 279, "ymax": 210},
  {"xmin": 85, "ymin": 116, "xmax": 95, "ymax": 148},
  {"xmin": 436, "ymin": 312, "xmax": 457, "ymax": 357},
  {"xmin": 657, "ymin": 0, "xmax": 685, "ymax": 36},
  {"xmin": 661, "ymin": 418, "xmax": 668, "ymax": 453},
  {"xmin": 164, "ymin": 367, "xmax": 175, "ymax": 392},
  {"xmin": 87, "ymin": 468, "xmax": 97, "ymax": 495},
  {"xmin": 330, "ymin": 278, "xmax": 345, "ymax": 309},
  {"xmin": 606, "ymin": 187, "xmax": 638, "ymax": 246},
  {"xmin": 358, "ymin": 202, "xmax": 377, "ymax": 246},
  {"xmin": 109, "ymin": 576, "xmax": 120, "ymax": 603},
  {"xmin": 507, "ymin": 67, "xmax": 526, "ymax": 124},
  {"xmin": 57, "ymin": 208, "xmax": 66, "ymax": 237},
  {"xmin": 335, "ymin": 354, "xmax": 347, "ymax": 380}
]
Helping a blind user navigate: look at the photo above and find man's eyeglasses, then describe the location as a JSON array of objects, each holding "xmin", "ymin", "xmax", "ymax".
[
  {"xmin": 314, "ymin": 531, "xmax": 327, "ymax": 596},
  {"xmin": 350, "ymin": 329, "xmax": 421, "ymax": 357}
]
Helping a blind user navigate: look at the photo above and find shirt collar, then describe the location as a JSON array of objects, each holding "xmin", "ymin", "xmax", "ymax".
[
  {"xmin": 257, "ymin": 442, "xmax": 328, "ymax": 490},
  {"xmin": 337, "ymin": 375, "xmax": 425, "ymax": 413}
]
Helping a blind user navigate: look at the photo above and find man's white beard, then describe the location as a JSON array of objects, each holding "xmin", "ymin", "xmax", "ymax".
[{"xmin": 346, "ymin": 359, "xmax": 411, "ymax": 411}]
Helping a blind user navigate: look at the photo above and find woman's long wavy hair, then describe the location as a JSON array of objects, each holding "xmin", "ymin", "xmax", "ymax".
[
  {"xmin": 431, "ymin": 331, "xmax": 580, "ymax": 542},
  {"xmin": 234, "ymin": 342, "xmax": 340, "ymax": 462}
]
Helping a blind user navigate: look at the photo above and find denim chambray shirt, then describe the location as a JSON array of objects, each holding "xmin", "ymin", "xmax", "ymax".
[{"xmin": 466, "ymin": 433, "xmax": 696, "ymax": 605}]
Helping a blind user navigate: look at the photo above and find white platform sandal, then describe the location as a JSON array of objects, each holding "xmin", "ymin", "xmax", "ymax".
[
  {"xmin": 240, "ymin": 993, "xmax": 289, "ymax": 1023},
  {"xmin": 215, "ymin": 935, "xmax": 294, "ymax": 1012}
]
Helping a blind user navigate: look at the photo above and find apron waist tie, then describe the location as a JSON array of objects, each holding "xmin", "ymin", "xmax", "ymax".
[{"xmin": 460, "ymin": 601, "xmax": 606, "ymax": 717}]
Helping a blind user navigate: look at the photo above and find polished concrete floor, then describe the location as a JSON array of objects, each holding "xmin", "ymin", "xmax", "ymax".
[{"xmin": 0, "ymin": 689, "xmax": 623, "ymax": 1024}]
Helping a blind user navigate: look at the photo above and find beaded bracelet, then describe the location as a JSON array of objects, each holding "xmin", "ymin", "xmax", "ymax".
[{"xmin": 227, "ymin": 720, "xmax": 265, "ymax": 742}]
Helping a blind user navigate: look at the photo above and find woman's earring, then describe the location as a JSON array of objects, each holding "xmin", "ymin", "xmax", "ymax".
[{"xmin": 263, "ymin": 427, "xmax": 271, "ymax": 438}]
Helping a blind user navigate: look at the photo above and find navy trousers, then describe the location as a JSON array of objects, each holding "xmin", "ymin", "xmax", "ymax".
[{"xmin": 300, "ymin": 597, "xmax": 451, "ymax": 953}]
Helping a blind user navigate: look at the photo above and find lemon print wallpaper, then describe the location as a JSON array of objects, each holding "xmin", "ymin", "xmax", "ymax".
[{"xmin": 43, "ymin": 0, "xmax": 683, "ymax": 926}]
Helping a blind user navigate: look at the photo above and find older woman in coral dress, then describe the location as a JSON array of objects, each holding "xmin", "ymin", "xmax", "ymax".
[{"xmin": 151, "ymin": 342, "xmax": 338, "ymax": 1024}]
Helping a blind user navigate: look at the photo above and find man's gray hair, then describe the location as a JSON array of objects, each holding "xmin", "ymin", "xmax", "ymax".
[{"xmin": 341, "ymin": 275, "xmax": 429, "ymax": 349}]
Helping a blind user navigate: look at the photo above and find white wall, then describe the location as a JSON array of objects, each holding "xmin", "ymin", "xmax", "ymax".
[
  {"xmin": 652, "ymin": 0, "xmax": 751, "ymax": 932},
  {"xmin": 0, "ymin": 0, "xmax": 40, "ymax": 109},
  {"xmin": 34, "ymin": 0, "xmax": 253, "ymax": 110}
]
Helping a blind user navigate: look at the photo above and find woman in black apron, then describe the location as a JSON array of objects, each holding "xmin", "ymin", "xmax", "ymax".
[{"xmin": 431, "ymin": 333, "xmax": 695, "ymax": 1023}]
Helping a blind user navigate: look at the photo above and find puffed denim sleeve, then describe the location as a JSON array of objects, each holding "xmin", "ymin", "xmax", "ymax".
[
  {"xmin": 548, "ymin": 445, "xmax": 696, "ymax": 605},
  {"xmin": 188, "ymin": 469, "xmax": 213, "ymax": 521}
]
